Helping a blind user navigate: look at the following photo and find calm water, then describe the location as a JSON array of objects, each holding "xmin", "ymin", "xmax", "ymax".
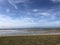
[
  {"xmin": 0, "ymin": 29, "xmax": 60, "ymax": 36},
  {"xmin": 0, "ymin": 30, "xmax": 28, "ymax": 35}
]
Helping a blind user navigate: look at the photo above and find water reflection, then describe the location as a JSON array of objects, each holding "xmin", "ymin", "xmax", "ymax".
[{"xmin": 0, "ymin": 30, "xmax": 60, "ymax": 36}]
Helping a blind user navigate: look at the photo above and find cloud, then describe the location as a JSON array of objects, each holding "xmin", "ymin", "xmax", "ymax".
[
  {"xmin": 51, "ymin": 0, "xmax": 60, "ymax": 3},
  {"xmin": 0, "ymin": 14, "xmax": 38, "ymax": 28},
  {"xmin": 37, "ymin": 12, "xmax": 50, "ymax": 16},
  {"xmin": 33, "ymin": 9, "xmax": 39, "ymax": 12},
  {"xmin": 0, "ymin": 13, "xmax": 60, "ymax": 28},
  {"xmin": 38, "ymin": 21, "xmax": 60, "ymax": 27},
  {"xmin": 0, "ymin": 0, "xmax": 29, "ymax": 9},
  {"xmin": 8, "ymin": 0, "xmax": 29, "ymax": 9},
  {"xmin": 0, "ymin": 0, "xmax": 60, "ymax": 28}
]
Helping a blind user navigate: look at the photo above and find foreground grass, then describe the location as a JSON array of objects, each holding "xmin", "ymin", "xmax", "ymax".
[{"xmin": 0, "ymin": 35, "xmax": 60, "ymax": 45}]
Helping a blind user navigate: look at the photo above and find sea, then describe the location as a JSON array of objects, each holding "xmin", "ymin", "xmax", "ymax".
[{"xmin": 0, "ymin": 28, "xmax": 60, "ymax": 36}]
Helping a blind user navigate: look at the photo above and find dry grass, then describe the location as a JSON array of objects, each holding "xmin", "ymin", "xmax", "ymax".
[{"xmin": 0, "ymin": 35, "xmax": 60, "ymax": 45}]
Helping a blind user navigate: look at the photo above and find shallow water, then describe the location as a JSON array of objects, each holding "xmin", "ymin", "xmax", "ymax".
[{"xmin": 0, "ymin": 30, "xmax": 60, "ymax": 36}]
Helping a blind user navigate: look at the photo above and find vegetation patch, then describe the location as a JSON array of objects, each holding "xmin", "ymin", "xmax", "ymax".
[{"xmin": 0, "ymin": 35, "xmax": 60, "ymax": 45}]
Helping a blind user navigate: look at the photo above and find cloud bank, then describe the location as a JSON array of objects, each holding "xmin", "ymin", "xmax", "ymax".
[
  {"xmin": 0, "ymin": 12, "xmax": 60, "ymax": 28},
  {"xmin": 0, "ymin": 14, "xmax": 38, "ymax": 28},
  {"xmin": 0, "ymin": 0, "xmax": 60, "ymax": 28}
]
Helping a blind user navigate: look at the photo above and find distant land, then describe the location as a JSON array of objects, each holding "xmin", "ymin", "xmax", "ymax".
[
  {"xmin": 0, "ymin": 28, "xmax": 60, "ymax": 30},
  {"xmin": 0, "ymin": 26, "xmax": 60, "ymax": 30}
]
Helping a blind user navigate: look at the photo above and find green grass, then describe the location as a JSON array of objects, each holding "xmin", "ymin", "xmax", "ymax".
[{"xmin": 0, "ymin": 35, "xmax": 60, "ymax": 45}]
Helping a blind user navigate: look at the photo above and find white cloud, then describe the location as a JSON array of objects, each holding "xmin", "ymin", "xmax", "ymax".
[
  {"xmin": 0, "ymin": 0, "xmax": 29, "ymax": 9},
  {"xmin": 32, "ymin": 20, "xmax": 60, "ymax": 27},
  {"xmin": 51, "ymin": 0, "xmax": 60, "ymax": 3},
  {"xmin": 33, "ymin": 9, "xmax": 39, "ymax": 12},
  {"xmin": 37, "ymin": 12, "xmax": 50, "ymax": 16},
  {"xmin": 8, "ymin": 0, "xmax": 28, "ymax": 9},
  {"xmin": 0, "ymin": 14, "xmax": 60, "ymax": 28},
  {"xmin": 0, "ymin": 14, "xmax": 38, "ymax": 28},
  {"xmin": 32, "ymin": 7, "xmax": 60, "ymax": 20}
]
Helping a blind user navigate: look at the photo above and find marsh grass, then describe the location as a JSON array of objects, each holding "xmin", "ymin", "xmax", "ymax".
[{"xmin": 0, "ymin": 35, "xmax": 60, "ymax": 45}]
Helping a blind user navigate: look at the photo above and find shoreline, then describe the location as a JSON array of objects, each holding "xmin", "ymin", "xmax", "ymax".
[{"xmin": 0, "ymin": 33, "xmax": 60, "ymax": 37}]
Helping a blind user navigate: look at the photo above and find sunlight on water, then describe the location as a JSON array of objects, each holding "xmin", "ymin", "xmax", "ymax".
[
  {"xmin": 0, "ymin": 30, "xmax": 60, "ymax": 36},
  {"xmin": 0, "ymin": 30, "xmax": 26, "ymax": 35}
]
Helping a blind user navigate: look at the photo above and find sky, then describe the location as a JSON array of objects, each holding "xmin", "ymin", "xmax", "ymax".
[{"xmin": 0, "ymin": 0, "xmax": 60, "ymax": 28}]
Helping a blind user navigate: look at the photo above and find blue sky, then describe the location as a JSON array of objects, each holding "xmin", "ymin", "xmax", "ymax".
[{"xmin": 0, "ymin": 0, "xmax": 60, "ymax": 28}]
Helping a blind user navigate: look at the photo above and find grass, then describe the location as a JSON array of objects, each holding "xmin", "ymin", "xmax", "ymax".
[{"xmin": 0, "ymin": 35, "xmax": 60, "ymax": 45}]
